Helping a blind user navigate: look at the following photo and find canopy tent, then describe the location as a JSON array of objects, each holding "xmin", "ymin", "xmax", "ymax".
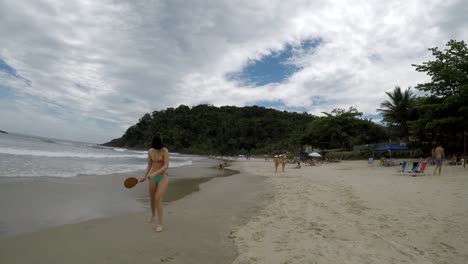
[
  {"xmin": 308, "ymin": 152, "xmax": 321, "ymax": 158},
  {"xmin": 373, "ymin": 144, "xmax": 409, "ymax": 158}
]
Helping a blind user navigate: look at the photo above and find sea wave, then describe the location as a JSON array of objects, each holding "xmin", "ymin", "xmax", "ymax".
[
  {"xmin": 0, "ymin": 160, "xmax": 193, "ymax": 177},
  {"xmin": 113, "ymin": 148, "xmax": 127, "ymax": 152},
  {"xmin": 0, "ymin": 147, "xmax": 148, "ymax": 159}
]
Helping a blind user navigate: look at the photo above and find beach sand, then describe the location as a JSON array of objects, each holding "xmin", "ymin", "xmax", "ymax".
[
  {"xmin": 231, "ymin": 159, "xmax": 468, "ymax": 264},
  {"xmin": 0, "ymin": 160, "xmax": 270, "ymax": 264},
  {"xmin": 0, "ymin": 159, "xmax": 236, "ymax": 239},
  {"xmin": 1, "ymin": 159, "xmax": 467, "ymax": 263}
]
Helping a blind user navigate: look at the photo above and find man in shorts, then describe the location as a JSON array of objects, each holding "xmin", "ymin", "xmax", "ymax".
[{"xmin": 433, "ymin": 144, "xmax": 445, "ymax": 176}]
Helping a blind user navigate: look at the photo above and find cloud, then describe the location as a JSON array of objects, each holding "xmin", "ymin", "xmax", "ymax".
[{"xmin": 0, "ymin": 0, "xmax": 467, "ymax": 142}]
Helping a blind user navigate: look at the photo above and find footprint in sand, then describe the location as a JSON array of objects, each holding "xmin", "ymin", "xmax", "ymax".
[
  {"xmin": 159, "ymin": 254, "xmax": 177, "ymax": 263},
  {"xmin": 439, "ymin": 242, "xmax": 458, "ymax": 254},
  {"xmin": 412, "ymin": 246, "xmax": 426, "ymax": 256},
  {"xmin": 391, "ymin": 230, "xmax": 407, "ymax": 237},
  {"xmin": 377, "ymin": 215, "xmax": 389, "ymax": 222},
  {"xmin": 305, "ymin": 222, "xmax": 323, "ymax": 233},
  {"xmin": 274, "ymin": 234, "xmax": 292, "ymax": 252},
  {"xmin": 251, "ymin": 231, "xmax": 265, "ymax": 242}
]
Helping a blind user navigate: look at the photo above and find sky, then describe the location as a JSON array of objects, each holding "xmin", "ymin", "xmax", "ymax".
[{"xmin": 0, "ymin": 0, "xmax": 467, "ymax": 143}]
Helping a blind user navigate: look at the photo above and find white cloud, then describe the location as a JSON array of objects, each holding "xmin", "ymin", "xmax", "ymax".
[{"xmin": 0, "ymin": 0, "xmax": 466, "ymax": 142}]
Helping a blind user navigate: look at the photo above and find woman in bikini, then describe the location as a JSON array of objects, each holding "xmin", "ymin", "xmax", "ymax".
[{"xmin": 139, "ymin": 133, "xmax": 169, "ymax": 232}]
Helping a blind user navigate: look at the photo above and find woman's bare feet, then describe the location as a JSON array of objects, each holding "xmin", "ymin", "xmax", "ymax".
[
  {"xmin": 147, "ymin": 215, "xmax": 154, "ymax": 223},
  {"xmin": 155, "ymin": 224, "xmax": 163, "ymax": 232}
]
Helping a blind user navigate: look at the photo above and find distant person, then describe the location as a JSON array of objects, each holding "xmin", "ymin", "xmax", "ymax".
[
  {"xmin": 380, "ymin": 156, "xmax": 387, "ymax": 166},
  {"xmin": 274, "ymin": 156, "xmax": 280, "ymax": 173},
  {"xmin": 281, "ymin": 155, "xmax": 287, "ymax": 172},
  {"xmin": 433, "ymin": 144, "xmax": 445, "ymax": 176},
  {"xmin": 139, "ymin": 133, "xmax": 169, "ymax": 232},
  {"xmin": 295, "ymin": 162, "xmax": 301, "ymax": 169}
]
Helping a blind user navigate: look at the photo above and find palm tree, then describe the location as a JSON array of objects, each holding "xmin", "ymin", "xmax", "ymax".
[{"xmin": 377, "ymin": 86, "xmax": 417, "ymax": 141}]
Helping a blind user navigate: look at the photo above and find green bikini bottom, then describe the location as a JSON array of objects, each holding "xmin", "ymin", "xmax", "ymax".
[{"xmin": 153, "ymin": 174, "xmax": 167, "ymax": 183}]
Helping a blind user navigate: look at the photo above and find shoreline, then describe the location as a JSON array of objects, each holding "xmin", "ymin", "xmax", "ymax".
[
  {"xmin": 0, "ymin": 160, "xmax": 271, "ymax": 264},
  {"xmin": 0, "ymin": 158, "xmax": 237, "ymax": 239}
]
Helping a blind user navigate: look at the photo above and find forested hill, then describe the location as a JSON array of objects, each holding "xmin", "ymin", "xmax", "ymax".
[{"xmin": 103, "ymin": 105, "xmax": 316, "ymax": 154}]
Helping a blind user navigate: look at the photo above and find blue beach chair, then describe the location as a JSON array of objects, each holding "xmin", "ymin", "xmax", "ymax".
[
  {"xmin": 407, "ymin": 162, "xmax": 419, "ymax": 173},
  {"xmin": 398, "ymin": 161, "xmax": 408, "ymax": 172}
]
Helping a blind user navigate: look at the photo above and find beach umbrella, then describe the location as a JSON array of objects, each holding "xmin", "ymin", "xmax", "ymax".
[{"xmin": 308, "ymin": 152, "xmax": 321, "ymax": 157}]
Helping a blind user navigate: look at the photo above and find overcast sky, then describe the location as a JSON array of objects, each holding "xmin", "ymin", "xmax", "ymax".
[{"xmin": 1, "ymin": 0, "xmax": 467, "ymax": 143}]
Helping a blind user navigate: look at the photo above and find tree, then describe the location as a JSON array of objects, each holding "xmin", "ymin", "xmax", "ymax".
[
  {"xmin": 302, "ymin": 107, "xmax": 388, "ymax": 150},
  {"xmin": 413, "ymin": 40, "xmax": 468, "ymax": 97},
  {"xmin": 103, "ymin": 104, "xmax": 316, "ymax": 154},
  {"xmin": 377, "ymin": 86, "xmax": 417, "ymax": 141},
  {"xmin": 410, "ymin": 40, "xmax": 468, "ymax": 151}
]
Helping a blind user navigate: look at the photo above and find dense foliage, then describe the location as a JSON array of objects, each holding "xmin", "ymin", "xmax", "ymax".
[
  {"xmin": 301, "ymin": 107, "xmax": 388, "ymax": 150},
  {"xmin": 104, "ymin": 104, "xmax": 389, "ymax": 155},
  {"xmin": 410, "ymin": 40, "xmax": 468, "ymax": 153},
  {"xmin": 104, "ymin": 105, "xmax": 316, "ymax": 155},
  {"xmin": 379, "ymin": 40, "xmax": 468, "ymax": 154}
]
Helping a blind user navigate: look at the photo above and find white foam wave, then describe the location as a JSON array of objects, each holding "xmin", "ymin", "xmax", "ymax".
[
  {"xmin": 113, "ymin": 148, "xmax": 126, "ymax": 152},
  {"xmin": 0, "ymin": 147, "xmax": 147, "ymax": 159},
  {"xmin": 0, "ymin": 160, "xmax": 193, "ymax": 177}
]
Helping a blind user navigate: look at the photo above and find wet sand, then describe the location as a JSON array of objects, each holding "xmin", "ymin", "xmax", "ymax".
[
  {"xmin": 0, "ymin": 160, "xmax": 270, "ymax": 263},
  {"xmin": 0, "ymin": 159, "xmax": 236, "ymax": 239}
]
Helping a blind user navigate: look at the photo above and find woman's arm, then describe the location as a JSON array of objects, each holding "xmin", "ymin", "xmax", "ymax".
[
  {"xmin": 140, "ymin": 151, "xmax": 152, "ymax": 181},
  {"xmin": 148, "ymin": 149, "xmax": 169, "ymax": 178}
]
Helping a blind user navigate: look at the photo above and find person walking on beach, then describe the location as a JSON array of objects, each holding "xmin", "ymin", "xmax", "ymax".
[
  {"xmin": 274, "ymin": 155, "xmax": 280, "ymax": 173},
  {"xmin": 433, "ymin": 144, "xmax": 445, "ymax": 176},
  {"xmin": 281, "ymin": 155, "xmax": 287, "ymax": 172},
  {"xmin": 139, "ymin": 133, "xmax": 169, "ymax": 232}
]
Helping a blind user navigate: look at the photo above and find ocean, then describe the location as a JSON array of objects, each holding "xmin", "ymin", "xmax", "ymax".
[{"xmin": 0, "ymin": 132, "xmax": 202, "ymax": 177}]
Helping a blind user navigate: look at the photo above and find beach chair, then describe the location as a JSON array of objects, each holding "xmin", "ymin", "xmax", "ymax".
[
  {"xmin": 405, "ymin": 162, "xmax": 419, "ymax": 174},
  {"xmin": 407, "ymin": 161, "xmax": 427, "ymax": 177},
  {"xmin": 398, "ymin": 161, "xmax": 408, "ymax": 172}
]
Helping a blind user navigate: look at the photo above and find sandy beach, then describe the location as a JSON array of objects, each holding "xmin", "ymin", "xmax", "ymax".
[
  {"xmin": 0, "ymin": 159, "xmax": 270, "ymax": 264},
  {"xmin": 231, "ymin": 159, "xmax": 468, "ymax": 264},
  {"xmin": 1, "ymin": 158, "xmax": 467, "ymax": 264}
]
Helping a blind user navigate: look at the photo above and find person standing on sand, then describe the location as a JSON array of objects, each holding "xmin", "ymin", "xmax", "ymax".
[
  {"xmin": 274, "ymin": 155, "xmax": 280, "ymax": 173},
  {"xmin": 433, "ymin": 144, "xmax": 445, "ymax": 176},
  {"xmin": 281, "ymin": 155, "xmax": 287, "ymax": 172},
  {"xmin": 139, "ymin": 133, "xmax": 169, "ymax": 232}
]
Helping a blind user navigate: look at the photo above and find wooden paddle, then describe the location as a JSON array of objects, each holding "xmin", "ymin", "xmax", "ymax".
[{"xmin": 124, "ymin": 177, "xmax": 139, "ymax": 188}]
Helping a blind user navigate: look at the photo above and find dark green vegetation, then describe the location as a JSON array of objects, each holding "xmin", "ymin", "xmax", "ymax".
[
  {"xmin": 377, "ymin": 87, "xmax": 417, "ymax": 142},
  {"xmin": 301, "ymin": 107, "xmax": 387, "ymax": 150},
  {"xmin": 105, "ymin": 40, "xmax": 467, "ymax": 156},
  {"xmin": 103, "ymin": 105, "xmax": 386, "ymax": 155},
  {"xmin": 379, "ymin": 40, "xmax": 468, "ymax": 154},
  {"xmin": 104, "ymin": 105, "xmax": 316, "ymax": 154}
]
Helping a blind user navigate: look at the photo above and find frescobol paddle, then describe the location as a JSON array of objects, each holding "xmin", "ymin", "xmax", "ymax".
[{"xmin": 124, "ymin": 177, "xmax": 139, "ymax": 188}]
